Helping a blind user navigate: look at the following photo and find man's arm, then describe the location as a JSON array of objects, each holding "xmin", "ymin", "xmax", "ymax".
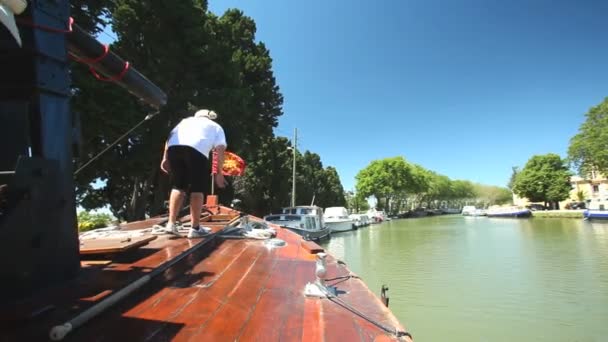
[
  {"xmin": 160, "ymin": 141, "xmax": 170, "ymax": 174},
  {"xmin": 163, "ymin": 141, "xmax": 169, "ymax": 160},
  {"xmin": 214, "ymin": 144, "xmax": 227, "ymax": 188}
]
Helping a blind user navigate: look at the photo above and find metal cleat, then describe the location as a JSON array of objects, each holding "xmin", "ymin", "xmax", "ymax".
[{"xmin": 304, "ymin": 253, "xmax": 336, "ymax": 297}]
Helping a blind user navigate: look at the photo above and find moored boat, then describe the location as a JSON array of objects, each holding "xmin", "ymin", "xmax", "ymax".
[
  {"xmin": 583, "ymin": 210, "xmax": 608, "ymax": 220},
  {"xmin": 471, "ymin": 209, "xmax": 488, "ymax": 216},
  {"xmin": 264, "ymin": 206, "xmax": 331, "ymax": 241},
  {"xmin": 487, "ymin": 206, "xmax": 531, "ymax": 218},
  {"xmin": 349, "ymin": 213, "xmax": 371, "ymax": 227},
  {"xmin": 461, "ymin": 206, "xmax": 476, "ymax": 216},
  {"xmin": 324, "ymin": 207, "xmax": 356, "ymax": 232},
  {"xmin": 583, "ymin": 201, "xmax": 608, "ymax": 220},
  {"xmin": 367, "ymin": 208, "xmax": 386, "ymax": 223}
]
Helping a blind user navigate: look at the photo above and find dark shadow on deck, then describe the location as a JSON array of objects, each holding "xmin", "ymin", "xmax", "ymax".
[{"xmin": 0, "ymin": 233, "xmax": 226, "ymax": 341}]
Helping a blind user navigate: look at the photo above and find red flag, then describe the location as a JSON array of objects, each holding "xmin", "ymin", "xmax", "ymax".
[{"xmin": 212, "ymin": 151, "xmax": 246, "ymax": 176}]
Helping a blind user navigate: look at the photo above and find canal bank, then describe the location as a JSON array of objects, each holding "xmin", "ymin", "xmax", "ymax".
[
  {"xmin": 531, "ymin": 209, "xmax": 584, "ymax": 218},
  {"xmin": 322, "ymin": 215, "xmax": 608, "ymax": 341}
]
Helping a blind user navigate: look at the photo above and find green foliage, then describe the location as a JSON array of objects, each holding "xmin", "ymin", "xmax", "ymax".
[
  {"xmin": 568, "ymin": 97, "xmax": 608, "ymax": 176},
  {"xmin": 576, "ymin": 190, "xmax": 586, "ymax": 201},
  {"xmin": 77, "ymin": 211, "xmax": 114, "ymax": 232},
  {"xmin": 232, "ymin": 137, "xmax": 291, "ymax": 216},
  {"xmin": 346, "ymin": 192, "xmax": 370, "ymax": 213},
  {"xmin": 512, "ymin": 154, "xmax": 572, "ymax": 206},
  {"xmin": 230, "ymin": 139, "xmax": 346, "ymax": 217},
  {"xmin": 473, "ymin": 183, "xmax": 513, "ymax": 206},
  {"xmin": 295, "ymin": 152, "xmax": 346, "ymax": 208},
  {"xmin": 354, "ymin": 156, "xmax": 510, "ymax": 212},
  {"xmin": 451, "ymin": 180, "xmax": 476, "ymax": 200},
  {"xmin": 507, "ymin": 166, "xmax": 519, "ymax": 190},
  {"xmin": 355, "ymin": 157, "xmax": 414, "ymax": 210},
  {"xmin": 73, "ymin": 2, "xmax": 285, "ymax": 220}
]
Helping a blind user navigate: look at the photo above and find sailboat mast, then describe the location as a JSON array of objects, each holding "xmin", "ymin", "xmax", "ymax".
[{"xmin": 291, "ymin": 128, "xmax": 297, "ymax": 207}]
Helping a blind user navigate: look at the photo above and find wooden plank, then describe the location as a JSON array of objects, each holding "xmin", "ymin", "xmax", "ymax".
[
  {"xmin": 238, "ymin": 288, "xmax": 294, "ymax": 341},
  {"xmin": 81, "ymin": 260, "xmax": 111, "ymax": 267},
  {"xmin": 278, "ymin": 261, "xmax": 311, "ymax": 341},
  {"xmin": 301, "ymin": 240, "xmax": 324, "ymax": 254},
  {"xmin": 79, "ymin": 235, "xmax": 157, "ymax": 255},
  {"xmin": 124, "ymin": 241, "xmax": 248, "ymax": 318},
  {"xmin": 80, "ymin": 289, "xmax": 112, "ymax": 302},
  {"xmin": 196, "ymin": 242, "xmax": 279, "ymax": 340}
]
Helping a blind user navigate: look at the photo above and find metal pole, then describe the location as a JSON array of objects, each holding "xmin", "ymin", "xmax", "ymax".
[{"xmin": 291, "ymin": 128, "xmax": 297, "ymax": 207}]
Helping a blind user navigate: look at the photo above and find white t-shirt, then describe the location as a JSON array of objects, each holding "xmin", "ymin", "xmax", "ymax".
[{"xmin": 167, "ymin": 117, "xmax": 227, "ymax": 158}]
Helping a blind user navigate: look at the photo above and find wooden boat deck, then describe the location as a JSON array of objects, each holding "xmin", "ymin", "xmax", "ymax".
[{"xmin": 0, "ymin": 207, "xmax": 410, "ymax": 341}]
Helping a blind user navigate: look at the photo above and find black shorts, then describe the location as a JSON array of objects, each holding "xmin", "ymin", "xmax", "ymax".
[{"xmin": 167, "ymin": 145, "xmax": 210, "ymax": 194}]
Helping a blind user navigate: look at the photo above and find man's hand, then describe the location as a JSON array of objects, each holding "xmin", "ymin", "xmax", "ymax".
[
  {"xmin": 215, "ymin": 173, "xmax": 227, "ymax": 188},
  {"xmin": 160, "ymin": 159, "xmax": 170, "ymax": 174}
]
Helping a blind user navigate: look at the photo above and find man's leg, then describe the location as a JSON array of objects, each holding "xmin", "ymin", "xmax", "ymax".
[
  {"xmin": 188, "ymin": 192, "xmax": 211, "ymax": 238},
  {"xmin": 186, "ymin": 147, "xmax": 211, "ymax": 239},
  {"xmin": 168, "ymin": 189, "xmax": 186, "ymax": 229},
  {"xmin": 190, "ymin": 192, "xmax": 204, "ymax": 229},
  {"xmin": 166, "ymin": 146, "xmax": 188, "ymax": 233}
]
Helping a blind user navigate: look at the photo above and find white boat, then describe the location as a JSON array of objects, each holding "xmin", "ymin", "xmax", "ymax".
[
  {"xmin": 349, "ymin": 214, "xmax": 362, "ymax": 227},
  {"xmin": 349, "ymin": 213, "xmax": 371, "ymax": 228},
  {"xmin": 359, "ymin": 214, "xmax": 371, "ymax": 226},
  {"xmin": 324, "ymin": 207, "xmax": 356, "ymax": 232},
  {"xmin": 486, "ymin": 206, "xmax": 531, "ymax": 218},
  {"xmin": 367, "ymin": 208, "xmax": 386, "ymax": 223},
  {"xmin": 461, "ymin": 206, "xmax": 476, "ymax": 216},
  {"xmin": 263, "ymin": 206, "xmax": 330, "ymax": 241},
  {"xmin": 472, "ymin": 209, "xmax": 487, "ymax": 216},
  {"xmin": 583, "ymin": 200, "xmax": 608, "ymax": 220}
]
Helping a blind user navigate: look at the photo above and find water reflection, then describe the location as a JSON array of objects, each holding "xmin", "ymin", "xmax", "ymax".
[{"xmin": 321, "ymin": 216, "xmax": 608, "ymax": 341}]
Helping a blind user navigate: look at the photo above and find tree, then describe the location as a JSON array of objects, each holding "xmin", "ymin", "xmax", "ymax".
[
  {"xmin": 73, "ymin": 1, "xmax": 283, "ymax": 220},
  {"xmin": 294, "ymin": 151, "xmax": 346, "ymax": 208},
  {"xmin": 317, "ymin": 167, "xmax": 346, "ymax": 208},
  {"xmin": 452, "ymin": 180, "xmax": 476, "ymax": 206},
  {"xmin": 507, "ymin": 166, "xmax": 519, "ymax": 191},
  {"xmin": 568, "ymin": 97, "xmax": 608, "ymax": 176},
  {"xmin": 512, "ymin": 154, "xmax": 572, "ymax": 209},
  {"xmin": 77, "ymin": 211, "xmax": 114, "ymax": 232},
  {"xmin": 473, "ymin": 184, "xmax": 512, "ymax": 206},
  {"xmin": 346, "ymin": 192, "xmax": 370, "ymax": 213},
  {"xmin": 232, "ymin": 137, "xmax": 291, "ymax": 216},
  {"xmin": 355, "ymin": 157, "xmax": 414, "ymax": 211}
]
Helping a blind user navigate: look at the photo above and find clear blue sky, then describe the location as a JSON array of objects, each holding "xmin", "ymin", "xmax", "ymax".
[{"xmin": 209, "ymin": 0, "xmax": 608, "ymax": 191}]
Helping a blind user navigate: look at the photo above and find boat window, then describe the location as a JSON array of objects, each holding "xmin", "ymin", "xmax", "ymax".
[
  {"xmin": 266, "ymin": 215, "xmax": 300, "ymax": 221},
  {"xmin": 300, "ymin": 208, "xmax": 311, "ymax": 214},
  {"xmin": 305, "ymin": 217, "xmax": 314, "ymax": 230}
]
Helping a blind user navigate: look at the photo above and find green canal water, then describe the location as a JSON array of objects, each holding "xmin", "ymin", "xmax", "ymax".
[{"xmin": 321, "ymin": 216, "xmax": 608, "ymax": 342}]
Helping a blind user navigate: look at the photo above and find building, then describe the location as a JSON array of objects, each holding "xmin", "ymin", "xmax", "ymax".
[
  {"xmin": 513, "ymin": 171, "xmax": 608, "ymax": 209},
  {"xmin": 569, "ymin": 171, "xmax": 608, "ymax": 209}
]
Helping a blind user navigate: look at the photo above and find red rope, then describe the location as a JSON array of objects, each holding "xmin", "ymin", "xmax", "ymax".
[
  {"xmin": 69, "ymin": 44, "xmax": 110, "ymax": 64},
  {"xmin": 17, "ymin": 16, "xmax": 130, "ymax": 83},
  {"xmin": 89, "ymin": 62, "xmax": 130, "ymax": 82},
  {"xmin": 16, "ymin": 16, "xmax": 73, "ymax": 33}
]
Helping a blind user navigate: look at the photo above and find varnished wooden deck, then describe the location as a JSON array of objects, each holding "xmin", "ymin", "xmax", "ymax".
[{"xmin": 1, "ymin": 207, "xmax": 410, "ymax": 341}]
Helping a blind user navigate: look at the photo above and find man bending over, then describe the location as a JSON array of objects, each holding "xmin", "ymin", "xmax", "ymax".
[{"xmin": 160, "ymin": 109, "xmax": 227, "ymax": 238}]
